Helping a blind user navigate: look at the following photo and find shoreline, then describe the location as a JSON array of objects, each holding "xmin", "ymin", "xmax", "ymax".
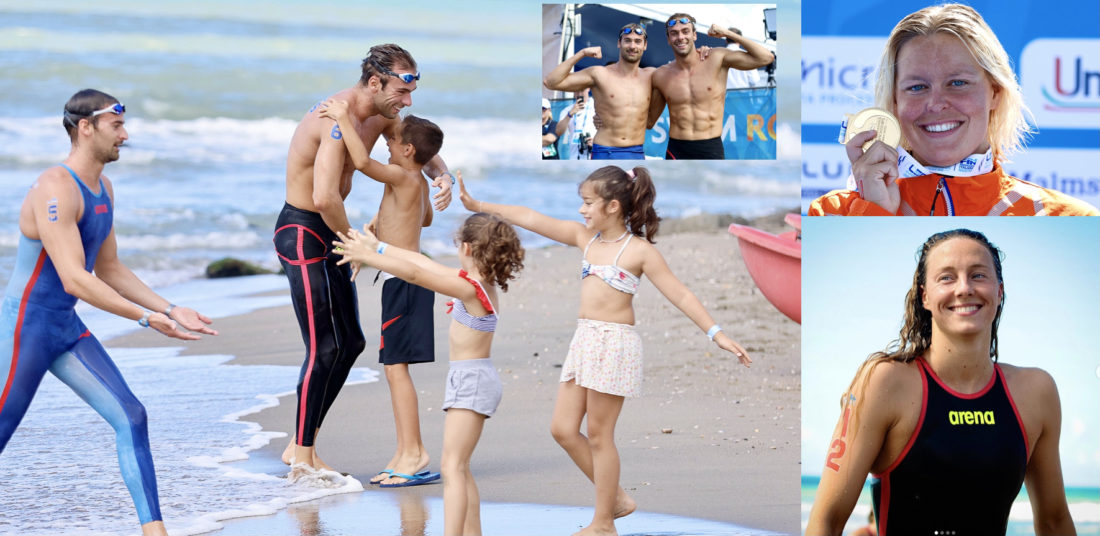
[{"xmin": 105, "ymin": 211, "xmax": 802, "ymax": 534}]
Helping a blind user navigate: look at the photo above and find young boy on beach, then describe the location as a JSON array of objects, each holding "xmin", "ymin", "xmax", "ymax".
[{"xmin": 319, "ymin": 99, "xmax": 446, "ymax": 487}]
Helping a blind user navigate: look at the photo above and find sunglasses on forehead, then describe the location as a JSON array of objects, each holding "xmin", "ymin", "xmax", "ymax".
[
  {"xmin": 370, "ymin": 58, "xmax": 420, "ymax": 84},
  {"xmin": 621, "ymin": 27, "xmax": 645, "ymax": 36},
  {"xmin": 667, "ymin": 17, "xmax": 694, "ymax": 27}
]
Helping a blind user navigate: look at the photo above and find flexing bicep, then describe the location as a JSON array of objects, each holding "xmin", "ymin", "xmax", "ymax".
[
  {"xmin": 1024, "ymin": 373, "xmax": 1075, "ymax": 535},
  {"xmin": 545, "ymin": 69, "xmax": 596, "ymax": 93},
  {"xmin": 722, "ymin": 40, "xmax": 772, "ymax": 70}
]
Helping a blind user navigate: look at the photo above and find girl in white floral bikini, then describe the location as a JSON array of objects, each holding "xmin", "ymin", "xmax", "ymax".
[{"xmin": 457, "ymin": 165, "xmax": 751, "ymax": 536}]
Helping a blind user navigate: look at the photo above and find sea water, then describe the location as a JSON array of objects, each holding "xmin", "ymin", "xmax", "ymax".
[
  {"xmin": 0, "ymin": 0, "xmax": 801, "ymax": 289},
  {"xmin": 799, "ymin": 475, "xmax": 1100, "ymax": 535},
  {"xmin": 0, "ymin": 275, "xmax": 379, "ymax": 535}
]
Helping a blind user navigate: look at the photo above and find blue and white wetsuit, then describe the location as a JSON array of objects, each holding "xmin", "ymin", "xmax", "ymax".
[{"xmin": 0, "ymin": 164, "xmax": 161, "ymax": 524}]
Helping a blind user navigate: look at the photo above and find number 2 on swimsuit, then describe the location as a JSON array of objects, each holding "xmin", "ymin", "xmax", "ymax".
[{"xmin": 825, "ymin": 402, "xmax": 853, "ymax": 472}]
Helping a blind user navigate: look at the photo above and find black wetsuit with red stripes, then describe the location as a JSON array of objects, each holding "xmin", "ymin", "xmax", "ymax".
[
  {"xmin": 274, "ymin": 202, "xmax": 366, "ymax": 447},
  {"xmin": 871, "ymin": 359, "xmax": 1028, "ymax": 536}
]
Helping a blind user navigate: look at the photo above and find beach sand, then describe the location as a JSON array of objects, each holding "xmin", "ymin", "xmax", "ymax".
[{"xmin": 109, "ymin": 213, "xmax": 802, "ymax": 535}]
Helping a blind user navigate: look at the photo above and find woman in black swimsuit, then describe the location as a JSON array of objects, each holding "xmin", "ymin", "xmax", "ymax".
[{"xmin": 807, "ymin": 229, "xmax": 1075, "ymax": 535}]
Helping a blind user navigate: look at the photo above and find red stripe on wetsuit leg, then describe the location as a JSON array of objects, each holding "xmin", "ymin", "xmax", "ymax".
[
  {"xmin": 0, "ymin": 250, "xmax": 47, "ymax": 413},
  {"xmin": 296, "ymin": 226, "xmax": 318, "ymax": 444},
  {"xmin": 379, "ymin": 315, "xmax": 402, "ymax": 350}
]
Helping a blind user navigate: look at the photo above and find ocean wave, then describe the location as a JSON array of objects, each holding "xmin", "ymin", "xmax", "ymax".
[
  {"xmin": 0, "ymin": 114, "xmax": 534, "ymax": 169},
  {"xmin": 1010, "ymin": 499, "xmax": 1100, "ymax": 523},
  {"xmin": 4, "ymin": 1, "xmax": 533, "ymax": 42},
  {"xmin": 0, "ymin": 24, "xmax": 532, "ymax": 69},
  {"xmin": 116, "ymin": 230, "xmax": 267, "ymax": 251}
]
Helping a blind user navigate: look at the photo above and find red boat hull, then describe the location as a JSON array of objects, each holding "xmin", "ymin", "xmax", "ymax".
[{"xmin": 728, "ymin": 222, "xmax": 801, "ymax": 323}]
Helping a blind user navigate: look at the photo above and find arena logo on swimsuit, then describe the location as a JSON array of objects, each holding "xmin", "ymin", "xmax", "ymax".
[{"xmin": 947, "ymin": 410, "xmax": 996, "ymax": 425}]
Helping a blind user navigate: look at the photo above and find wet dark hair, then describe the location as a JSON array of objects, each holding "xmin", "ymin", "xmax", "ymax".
[
  {"xmin": 457, "ymin": 213, "xmax": 525, "ymax": 292},
  {"xmin": 843, "ymin": 229, "xmax": 1005, "ymax": 424},
  {"xmin": 62, "ymin": 89, "xmax": 120, "ymax": 140},
  {"xmin": 399, "ymin": 115, "xmax": 443, "ymax": 165},
  {"xmin": 580, "ymin": 165, "xmax": 660, "ymax": 243},
  {"xmin": 360, "ymin": 43, "xmax": 417, "ymax": 88}
]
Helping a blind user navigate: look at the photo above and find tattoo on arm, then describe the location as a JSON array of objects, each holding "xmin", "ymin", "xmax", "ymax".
[{"xmin": 330, "ymin": 124, "xmax": 342, "ymax": 140}]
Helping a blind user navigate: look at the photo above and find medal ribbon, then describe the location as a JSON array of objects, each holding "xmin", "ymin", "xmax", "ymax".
[
  {"xmin": 896, "ymin": 147, "xmax": 994, "ymax": 178},
  {"xmin": 847, "ymin": 147, "xmax": 995, "ymax": 191}
]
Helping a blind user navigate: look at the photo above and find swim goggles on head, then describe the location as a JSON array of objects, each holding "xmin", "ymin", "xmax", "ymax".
[
  {"xmin": 667, "ymin": 17, "xmax": 694, "ymax": 27},
  {"xmin": 370, "ymin": 58, "xmax": 420, "ymax": 84},
  {"xmin": 621, "ymin": 27, "xmax": 645, "ymax": 36},
  {"xmin": 90, "ymin": 103, "xmax": 126, "ymax": 117},
  {"xmin": 64, "ymin": 102, "xmax": 125, "ymax": 126}
]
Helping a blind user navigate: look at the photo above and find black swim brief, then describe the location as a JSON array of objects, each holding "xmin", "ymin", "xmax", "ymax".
[{"xmin": 665, "ymin": 137, "xmax": 725, "ymax": 160}]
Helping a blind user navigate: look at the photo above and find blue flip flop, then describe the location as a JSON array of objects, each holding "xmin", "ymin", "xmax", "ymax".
[
  {"xmin": 378, "ymin": 470, "xmax": 441, "ymax": 488},
  {"xmin": 370, "ymin": 469, "xmax": 433, "ymax": 485}
]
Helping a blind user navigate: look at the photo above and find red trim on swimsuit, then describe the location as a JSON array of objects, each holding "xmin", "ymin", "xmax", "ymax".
[{"xmin": 0, "ymin": 250, "xmax": 47, "ymax": 413}]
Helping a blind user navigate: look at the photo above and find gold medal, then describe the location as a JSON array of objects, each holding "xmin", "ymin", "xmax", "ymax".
[{"xmin": 840, "ymin": 107, "xmax": 901, "ymax": 151}]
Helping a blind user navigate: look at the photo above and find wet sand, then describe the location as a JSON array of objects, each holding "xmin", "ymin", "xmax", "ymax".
[{"xmin": 109, "ymin": 214, "xmax": 802, "ymax": 535}]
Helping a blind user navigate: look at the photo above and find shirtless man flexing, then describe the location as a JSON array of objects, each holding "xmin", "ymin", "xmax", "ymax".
[
  {"xmin": 274, "ymin": 43, "xmax": 452, "ymax": 478},
  {"xmin": 544, "ymin": 23, "xmax": 655, "ymax": 160},
  {"xmin": 650, "ymin": 13, "xmax": 773, "ymax": 159}
]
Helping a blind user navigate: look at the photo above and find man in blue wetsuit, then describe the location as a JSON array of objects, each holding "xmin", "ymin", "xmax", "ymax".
[{"xmin": 0, "ymin": 89, "xmax": 217, "ymax": 536}]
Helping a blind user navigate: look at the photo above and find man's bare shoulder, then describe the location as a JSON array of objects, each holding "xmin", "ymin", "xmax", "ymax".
[{"xmin": 651, "ymin": 62, "xmax": 677, "ymax": 83}]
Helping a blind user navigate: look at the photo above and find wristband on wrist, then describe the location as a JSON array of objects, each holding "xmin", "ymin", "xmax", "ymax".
[
  {"xmin": 706, "ymin": 324, "xmax": 722, "ymax": 340},
  {"xmin": 164, "ymin": 303, "xmax": 176, "ymax": 316},
  {"xmin": 442, "ymin": 172, "xmax": 455, "ymax": 184},
  {"xmin": 376, "ymin": 242, "xmax": 388, "ymax": 255},
  {"xmin": 138, "ymin": 311, "xmax": 152, "ymax": 328}
]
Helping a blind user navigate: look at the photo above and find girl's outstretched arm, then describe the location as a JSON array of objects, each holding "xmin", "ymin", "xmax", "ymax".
[
  {"xmin": 641, "ymin": 244, "xmax": 751, "ymax": 366},
  {"xmin": 456, "ymin": 172, "xmax": 588, "ymax": 248},
  {"xmin": 334, "ymin": 225, "xmax": 476, "ymax": 302}
]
